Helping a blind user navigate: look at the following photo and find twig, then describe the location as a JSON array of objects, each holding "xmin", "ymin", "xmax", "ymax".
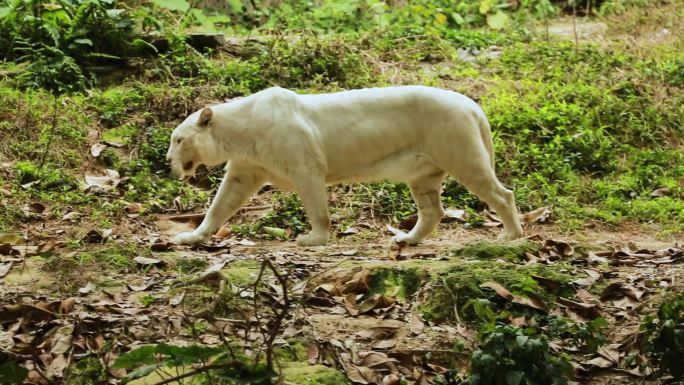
[
  {"xmin": 303, "ymin": 257, "xmax": 351, "ymax": 286},
  {"xmin": 441, "ymin": 277, "xmax": 463, "ymax": 324},
  {"xmin": 153, "ymin": 362, "xmax": 247, "ymax": 385},
  {"xmin": 262, "ymin": 258, "xmax": 290, "ymax": 371},
  {"xmin": 23, "ymin": 97, "xmax": 59, "ymax": 260}
]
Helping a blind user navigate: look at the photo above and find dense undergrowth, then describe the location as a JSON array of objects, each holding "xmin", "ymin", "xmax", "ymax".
[{"xmin": 1, "ymin": 0, "xmax": 683, "ymax": 383}]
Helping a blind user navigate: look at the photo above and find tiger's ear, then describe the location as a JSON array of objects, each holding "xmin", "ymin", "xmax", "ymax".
[{"xmin": 198, "ymin": 107, "xmax": 213, "ymax": 127}]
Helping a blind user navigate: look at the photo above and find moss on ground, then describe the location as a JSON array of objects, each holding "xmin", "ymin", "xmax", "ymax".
[
  {"xmin": 421, "ymin": 259, "xmax": 576, "ymax": 323},
  {"xmin": 368, "ymin": 266, "xmax": 427, "ymax": 299},
  {"xmin": 38, "ymin": 244, "xmax": 144, "ymax": 294},
  {"xmin": 283, "ymin": 364, "xmax": 350, "ymax": 385},
  {"xmin": 453, "ymin": 240, "xmax": 540, "ymax": 262},
  {"xmin": 222, "ymin": 260, "xmax": 263, "ymax": 285}
]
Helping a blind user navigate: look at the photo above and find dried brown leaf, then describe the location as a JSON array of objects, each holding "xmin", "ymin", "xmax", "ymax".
[
  {"xmin": 83, "ymin": 169, "xmax": 121, "ymax": 192},
  {"xmin": 90, "ymin": 143, "xmax": 107, "ymax": 157},
  {"xmin": 339, "ymin": 269, "xmax": 370, "ymax": 295},
  {"xmin": 59, "ymin": 298, "xmax": 76, "ymax": 314},
  {"xmin": 556, "ymin": 297, "xmax": 602, "ymax": 321},
  {"xmin": 410, "ymin": 313, "xmax": 425, "ymax": 335},
  {"xmin": 444, "ymin": 208, "xmax": 467, "ymax": 221},
  {"xmin": 360, "ymin": 352, "xmax": 399, "ymax": 369},
  {"xmin": 355, "ymin": 326, "xmax": 399, "ymax": 340},
  {"xmin": 600, "ymin": 282, "xmax": 644, "ymax": 301},
  {"xmin": 169, "ymin": 292, "xmax": 185, "ymax": 306},
  {"xmin": 480, "ymin": 281, "xmax": 514, "ymax": 301},
  {"xmin": 35, "ymin": 239, "xmax": 58, "ymax": 255},
  {"xmin": 514, "ymin": 295, "xmax": 548, "ymax": 312},
  {"xmin": 650, "ymin": 187, "xmax": 671, "ymax": 197},
  {"xmin": 345, "ymin": 293, "xmax": 359, "ymax": 316},
  {"xmin": 398, "ymin": 215, "xmax": 418, "ymax": 230},
  {"xmin": 358, "ymin": 295, "xmax": 395, "ymax": 314},
  {"xmin": 307, "ymin": 344, "xmax": 319, "ymax": 365},
  {"xmin": 582, "ymin": 356, "xmax": 614, "ymax": 369},
  {"xmin": 0, "ymin": 262, "xmax": 12, "ymax": 277},
  {"xmin": 382, "ymin": 373, "xmax": 402, "ymax": 385},
  {"xmin": 371, "ymin": 339, "xmax": 396, "ymax": 350},
  {"xmin": 481, "ymin": 281, "xmax": 547, "ymax": 312},
  {"xmin": 50, "ymin": 325, "xmax": 74, "ymax": 354},
  {"xmin": 78, "ymin": 282, "xmax": 96, "ymax": 295},
  {"xmin": 133, "ymin": 256, "xmax": 162, "ymax": 266},
  {"xmin": 532, "ymin": 275, "xmax": 562, "ymax": 290},
  {"xmin": 520, "ymin": 206, "xmax": 551, "ymax": 225}
]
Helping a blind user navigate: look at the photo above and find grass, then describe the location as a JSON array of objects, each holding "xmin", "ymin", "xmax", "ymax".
[{"xmin": 39, "ymin": 244, "xmax": 144, "ymax": 294}]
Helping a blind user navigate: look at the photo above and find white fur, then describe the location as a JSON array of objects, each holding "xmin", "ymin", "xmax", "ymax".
[{"xmin": 166, "ymin": 86, "xmax": 523, "ymax": 246}]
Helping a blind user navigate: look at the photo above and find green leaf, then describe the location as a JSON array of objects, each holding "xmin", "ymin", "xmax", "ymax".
[
  {"xmin": 73, "ymin": 38, "xmax": 93, "ymax": 46},
  {"xmin": 106, "ymin": 9, "xmax": 125, "ymax": 18},
  {"xmin": 451, "ymin": 12, "xmax": 464, "ymax": 25},
  {"xmin": 88, "ymin": 52, "xmax": 122, "ymax": 59},
  {"xmin": 516, "ymin": 335, "xmax": 529, "ymax": 347},
  {"xmin": 486, "ymin": 11, "xmax": 510, "ymax": 30},
  {"xmin": 227, "ymin": 0, "xmax": 243, "ymax": 13},
  {"xmin": 0, "ymin": 7, "xmax": 11, "ymax": 18},
  {"xmin": 113, "ymin": 345, "xmax": 158, "ymax": 368},
  {"xmin": 505, "ymin": 370, "xmax": 524, "ymax": 385},
  {"xmin": 0, "ymin": 362, "xmax": 28, "ymax": 384},
  {"xmin": 156, "ymin": 344, "xmax": 224, "ymax": 364},
  {"xmin": 152, "ymin": 0, "xmax": 190, "ymax": 12},
  {"xmin": 127, "ymin": 363, "xmax": 162, "ymax": 379},
  {"xmin": 131, "ymin": 38, "xmax": 158, "ymax": 53},
  {"xmin": 479, "ymin": 0, "xmax": 495, "ymax": 14}
]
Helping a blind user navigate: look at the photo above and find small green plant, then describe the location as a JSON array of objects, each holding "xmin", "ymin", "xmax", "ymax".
[
  {"xmin": 0, "ymin": 0, "xmax": 158, "ymax": 92},
  {"xmin": 14, "ymin": 160, "xmax": 78, "ymax": 191},
  {"xmin": 547, "ymin": 316, "xmax": 607, "ymax": 353},
  {"xmin": 64, "ymin": 356, "xmax": 108, "ymax": 385},
  {"xmin": 642, "ymin": 293, "xmax": 684, "ymax": 380},
  {"xmin": 234, "ymin": 191, "xmax": 308, "ymax": 239},
  {"xmin": 0, "ymin": 361, "xmax": 28, "ymax": 385},
  {"xmin": 113, "ymin": 343, "xmax": 272, "ymax": 384},
  {"xmin": 452, "ymin": 324, "xmax": 572, "ymax": 385}
]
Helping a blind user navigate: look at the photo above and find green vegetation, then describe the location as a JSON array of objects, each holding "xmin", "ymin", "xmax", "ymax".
[
  {"xmin": 1, "ymin": 0, "xmax": 681, "ymax": 238},
  {"xmin": 422, "ymin": 258, "xmax": 574, "ymax": 322},
  {"xmin": 643, "ymin": 292, "xmax": 684, "ymax": 380},
  {"xmin": 39, "ymin": 243, "xmax": 145, "ymax": 294},
  {"xmin": 444, "ymin": 324, "xmax": 573, "ymax": 385},
  {"xmin": 368, "ymin": 266, "xmax": 427, "ymax": 298},
  {"xmin": 454, "ymin": 241, "xmax": 540, "ymax": 262},
  {"xmin": 113, "ymin": 343, "xmax": 272, "ymax": 384}
]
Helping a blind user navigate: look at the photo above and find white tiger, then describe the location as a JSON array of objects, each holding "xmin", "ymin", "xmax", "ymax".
[{"xmin": 166, "ymin": 86, "xmax": 523, "ymax": 246}]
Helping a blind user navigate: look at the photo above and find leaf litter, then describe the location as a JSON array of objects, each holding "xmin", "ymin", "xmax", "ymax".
[{"xmin": 1, "ymin": 208, "xmax": 682, "ymax": 385}]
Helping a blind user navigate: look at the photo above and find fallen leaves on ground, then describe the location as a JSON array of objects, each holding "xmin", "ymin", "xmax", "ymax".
[{"xmin": 1, "ymin": 229, "xmax": 681, "ymax": 385}]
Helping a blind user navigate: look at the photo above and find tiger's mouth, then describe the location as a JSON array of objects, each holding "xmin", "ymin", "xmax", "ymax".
[
  {"xmin": 183, "ymin": 160, "xmax": 194, "ymax": 171},
  {"xmin": 173, "ymin": 159, "xmax": 206, "ymax": 182}
]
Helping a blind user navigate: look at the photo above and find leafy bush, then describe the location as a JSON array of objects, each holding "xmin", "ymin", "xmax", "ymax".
[
  {"xmin": 0, "ymin": 0, "xmax": 158, "ymax": 92},
  {"xmin": 468, "ymin": 324, "xmax": 571, "ymax": 385},
  {"xmin": 440, "ymin": 324, "xmax": 572, "ymax": 385},
  {"xmin": 643, "ymin": 293, "xmax": 684, "ymax": 380}
]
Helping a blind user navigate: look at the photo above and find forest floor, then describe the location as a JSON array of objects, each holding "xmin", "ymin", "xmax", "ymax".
[{"xmin": 2, "ymin": 196, "xmax": 683, "ymax": 384}]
